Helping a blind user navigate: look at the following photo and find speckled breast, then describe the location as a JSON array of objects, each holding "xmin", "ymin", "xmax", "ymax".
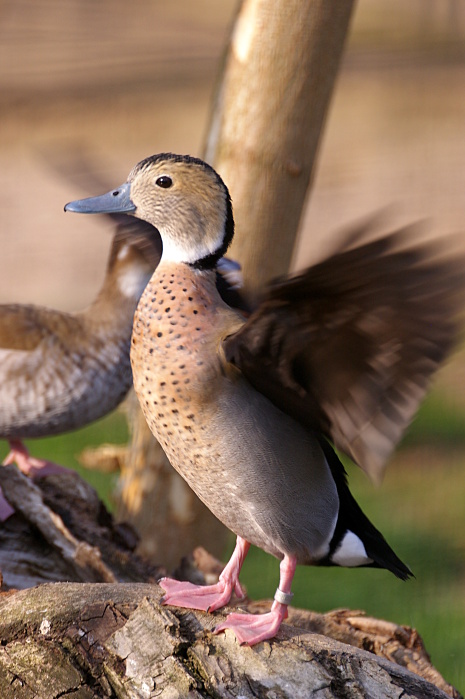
[
  {"xmin": 130, "ymin": 262, "xmax": 339, "ymax": 561},
  {"xmin": 130, "ymin": 261, "xmax": 238, "ymax": 484}
]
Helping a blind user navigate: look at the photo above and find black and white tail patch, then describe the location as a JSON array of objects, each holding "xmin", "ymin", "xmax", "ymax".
[
  {"xmin": 330, "ymin": 530, "xmax": 373, "ymax": 567},
  {"xmin": 316, "ymin": 436, "xmax": 413, "ymax": 581}
]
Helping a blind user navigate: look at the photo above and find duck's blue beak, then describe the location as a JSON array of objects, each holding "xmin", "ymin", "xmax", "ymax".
[{"xmin": 64, "ymin": 182, "xmax": 136, "ymax": 214}]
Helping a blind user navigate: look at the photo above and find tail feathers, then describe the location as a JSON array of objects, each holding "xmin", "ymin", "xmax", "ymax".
[
  {"xmin": 343, "ymin": 503, "xmax": 413, "ymax": 581},
  {"xmin": 318, "ymin": 436, "xmax": 413, "ymax": 580}
]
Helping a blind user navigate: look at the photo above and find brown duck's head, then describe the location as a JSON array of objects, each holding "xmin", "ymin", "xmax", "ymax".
[{"xmin": 65, "ymin": 153, "xmax": 235, "ymax": 270}]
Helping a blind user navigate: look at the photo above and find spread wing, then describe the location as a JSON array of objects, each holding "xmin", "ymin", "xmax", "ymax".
[{"xmin": 223, "ymin": 221, "xmax": 465, "ymax": 482}]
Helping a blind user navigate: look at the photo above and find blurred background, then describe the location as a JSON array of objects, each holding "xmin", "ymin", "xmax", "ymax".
[{"xmin": 1, "ymin": 0, "xmax": 464, "ymax": 691}]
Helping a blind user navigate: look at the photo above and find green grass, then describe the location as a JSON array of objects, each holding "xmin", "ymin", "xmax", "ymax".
[
  {"xmin": 2, "ymin": 391, "xmax": 464, "ymax": 692},
  {"xmin": 403, "ymin": 390, "xmax": 465, "ymax": 447}
]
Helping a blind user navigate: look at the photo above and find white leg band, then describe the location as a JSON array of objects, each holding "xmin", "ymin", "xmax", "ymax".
[{"xmin": 274, "ymin": 588, "xmax": 294, "ymax": 605}]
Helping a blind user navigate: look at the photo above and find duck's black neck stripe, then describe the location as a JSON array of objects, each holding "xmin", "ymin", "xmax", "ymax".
[{"xmin": 189, "ymin": 186, "xmax": 235, "ymax": 271}]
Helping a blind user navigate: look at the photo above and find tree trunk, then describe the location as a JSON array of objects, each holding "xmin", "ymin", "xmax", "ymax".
[
  {"xmin": 119, "ymin": 0, "xmax": 356, "ymax": 571},
  {"xmin": 204, "ymin": 0, "xmax": 355, "ymax": 292}
]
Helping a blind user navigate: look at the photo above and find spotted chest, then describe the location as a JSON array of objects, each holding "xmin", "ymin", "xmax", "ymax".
[
  {"xmin": 131, "ymin": 263, "xmax": 341, "ymax": 560},
  {"xmin": 130, "ymin": 262, "xmax": 240, "ymax": 482}
]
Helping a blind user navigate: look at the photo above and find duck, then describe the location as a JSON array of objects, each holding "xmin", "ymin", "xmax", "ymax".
[
  {"xmin": 64, "ymin": 152, "xmax": 463, "ymax": 646},
  {"xmin": 0, "ymin": 216, "xmax": 162, "ymax": 520}
]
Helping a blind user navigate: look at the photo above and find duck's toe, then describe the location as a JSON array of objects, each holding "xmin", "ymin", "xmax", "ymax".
[
  {"xmin": 213, "ymin": 605, "xmax": 287, "ymax": 646},
  {"xmin": 159, "ymin": 576, "xmax": 234, "ymax": 612}
]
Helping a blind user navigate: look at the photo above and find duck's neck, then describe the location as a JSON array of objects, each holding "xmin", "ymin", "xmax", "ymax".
[
  {"xmin": 134, "ymin": 260, "xmax": 228, "ymax": 347},
  {"xmin": 150, "ymin": 259, "xmax": 220, "ymax": 308}
]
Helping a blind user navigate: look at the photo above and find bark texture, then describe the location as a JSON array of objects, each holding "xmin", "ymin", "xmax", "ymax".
[
  {"xmin": 0, "ymin": 465, "xmax": 162, "ymax": 590},
  {"xmin": 204, "ymin": 0, "xmax": 356, "ymax": 291},
  {"xmin": 0, "ymin": 582, "xmax": 459, "ymax": 699}
]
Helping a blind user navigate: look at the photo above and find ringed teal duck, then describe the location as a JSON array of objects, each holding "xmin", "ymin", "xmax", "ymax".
[{"xmin": 65, "ymin": 153, "xmax": 463, "ymax": 646}]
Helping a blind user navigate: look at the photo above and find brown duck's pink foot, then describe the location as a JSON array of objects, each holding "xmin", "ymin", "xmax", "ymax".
[
  {"xmin": 214, "ymin": 601, "xmax": 288, "ymax": 646},
  {"xmin": 161, "ymin": 536, "xmax": 250, "ymax": 612},
  {"xmin": 3, "ymin": 440, "xmax": 67, "ymax": 478},
  {"xmin": 0, "ymin": 487, "xmax": 15, "ymax": 522}
]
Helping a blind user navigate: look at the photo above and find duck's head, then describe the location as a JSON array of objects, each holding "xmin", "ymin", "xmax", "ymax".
[{"xmin": 65, "ymin": 153, "xmax": 234, "ymax": 270}]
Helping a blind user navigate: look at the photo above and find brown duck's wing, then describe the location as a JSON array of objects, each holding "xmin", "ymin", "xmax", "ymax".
[
  {"xmin": 0, "ymin": 305, "xmax": 53, "ymax": 350},
  {"xmin": 0, "ymin": 304, "xmax": 84, "ymax": 352},
  {"xmin": 223, "ymin": 221, "xmax": 465, "ymax": 482}
]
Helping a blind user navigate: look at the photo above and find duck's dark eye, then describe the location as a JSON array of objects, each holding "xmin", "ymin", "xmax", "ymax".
[{"xmin": 156, "ymin": 176, "xmax": 172, "ymax": 189}]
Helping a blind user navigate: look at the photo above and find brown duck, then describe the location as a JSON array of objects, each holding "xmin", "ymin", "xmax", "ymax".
[
  {"xmin": 0, "ymin": 218, "xmax": 162, "ymax": 519},
  {"xmin": 65, "ymin": 153, "xmax": 463, "ymax": 645}
]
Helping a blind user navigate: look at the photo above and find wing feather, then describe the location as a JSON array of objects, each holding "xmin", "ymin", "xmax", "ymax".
[{"xmin": 223, "ymin": 220, "xmax": 465, "ymax": 481}]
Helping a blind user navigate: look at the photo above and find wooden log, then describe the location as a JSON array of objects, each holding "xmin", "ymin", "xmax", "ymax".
[
  {"xmin": 0, "ymin": 582, "xmax": 458, "ymax": 699},
  {"xmin": 0, "ymin": 468, "xmax": 458, "ymax": 697},
  {"xmin": 0, "ymin": 465, "xmax": 162, "ymax": 590}
]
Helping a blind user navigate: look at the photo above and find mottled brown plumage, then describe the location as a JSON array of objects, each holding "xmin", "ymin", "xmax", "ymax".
[
  {"xmin": 0, "ymin": 221, "xmax": 161, "ymax": 511},
  {"xmin": 65, "ymin": 153, "xmax": 464, "ymax": 646}
]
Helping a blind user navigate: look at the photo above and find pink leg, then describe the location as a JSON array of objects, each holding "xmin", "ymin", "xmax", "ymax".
[
  {"xmin": 214, "ymin": 553, "xmax": 297, "ymax": 645},
  {"xmin": 3, "ymin": 440, "xmax": 67, "ymax": 478},
  {"xmin": 160, "ymin": 536, "xmax": 250, "ymax": 612}
]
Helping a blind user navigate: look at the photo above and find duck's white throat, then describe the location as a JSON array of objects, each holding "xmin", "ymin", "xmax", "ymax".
[{"xmin": 160, "ymin": 228, "xmax": 225, "ymax": 266}]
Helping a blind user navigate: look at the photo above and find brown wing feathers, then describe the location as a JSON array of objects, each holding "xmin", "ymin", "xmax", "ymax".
[{"xmin": 224, "ymin": 222, "xmax": 464, "ymax": 482}]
